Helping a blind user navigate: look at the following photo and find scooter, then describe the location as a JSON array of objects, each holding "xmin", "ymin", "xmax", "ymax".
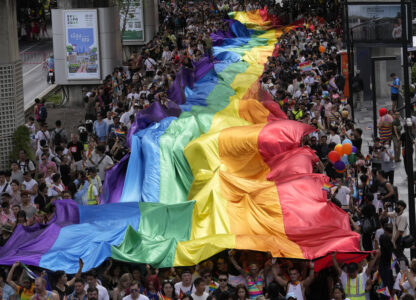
[{"xmin": 47, "ymin": 69, "xmax": 55, "ymax": 84}]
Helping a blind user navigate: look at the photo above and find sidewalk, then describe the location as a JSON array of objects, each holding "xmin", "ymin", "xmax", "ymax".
[
  {"xmin": 42, "ymin": 104, "xmax": 86, "ymax": 136},
  {"xmin": 355, "ymin": 98, "xmax": 409, "ymax": 202},
  {"xmin": 355, "ymin": 97, "xmax": 412, "ymax": 258}
]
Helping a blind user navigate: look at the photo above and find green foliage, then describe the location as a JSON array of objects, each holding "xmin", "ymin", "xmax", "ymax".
[
  {"xmin": 10, "ymin": 125, "xmax": 35, "ymax": 163},
  {"xmin": 412, "ymin": 63, "xmax": 416, "ymax": 84},
  {"xmin": 46, "ymin": 92, "xmax": 62, "ymax": 105}
]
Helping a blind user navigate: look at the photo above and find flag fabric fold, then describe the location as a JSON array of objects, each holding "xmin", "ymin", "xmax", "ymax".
[{"xmin": 0, "ymin": 9, "xmax": 364, "ymax": 273}]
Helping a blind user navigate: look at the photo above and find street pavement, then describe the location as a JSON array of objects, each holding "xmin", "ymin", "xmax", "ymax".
[
  {"xmin": 355, "ymin": 97, "xmax": 413, "ymax": 259},
  {"xmin": 19, "ymin": 39, "xmax": 53, "ymax": 109},
  {"xmin": 355, "ymin": 98, "xmax": 409, "ymax": 204}
]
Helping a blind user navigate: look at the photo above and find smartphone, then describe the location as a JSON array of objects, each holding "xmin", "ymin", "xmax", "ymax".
[{"xmin": 400, "ymin": 260, "xmax": 406, "ymax": 271}]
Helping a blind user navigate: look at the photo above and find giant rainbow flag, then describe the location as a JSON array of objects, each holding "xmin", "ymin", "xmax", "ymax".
[{"xmin": 0, "ymin": 9, "xmax": 364, "ymax": 273}]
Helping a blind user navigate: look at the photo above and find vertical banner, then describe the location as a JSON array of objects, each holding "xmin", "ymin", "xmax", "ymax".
[
  {"xmin": 64, "ymin": 10, "xmax": 100, "ymax": 80},
  {"xmin": 340, "ymin": 51, "xmax": 350, "ymax": 97},
  {"xmin": 120, "ymin": 0, "xmax": 144, "ymax": 42}
]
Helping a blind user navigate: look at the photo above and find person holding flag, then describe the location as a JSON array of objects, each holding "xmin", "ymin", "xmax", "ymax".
[{"xmin": 7, "ymin": 262, "xmax": 35, "ymax": 300}]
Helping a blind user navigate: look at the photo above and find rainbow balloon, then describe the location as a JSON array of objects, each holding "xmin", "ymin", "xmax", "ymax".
[{"xmin": 0, "ymin": 10, "xmax": 363, "ymax": 273}]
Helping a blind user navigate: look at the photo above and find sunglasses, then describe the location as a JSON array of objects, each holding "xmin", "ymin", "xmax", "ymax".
[
  {"xmin": 218, "ymin": 279, "xmax": 227, "ymax": 282},
  {"xmin": 130, "ymin": 289, "xmax": 139, "ymax": 292}
]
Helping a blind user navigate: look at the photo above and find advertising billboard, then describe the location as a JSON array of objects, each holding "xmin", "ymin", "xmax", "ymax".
[
  {"xmin": 64, "ymin": 10, "xmax": 100, "ymax": 80},
  {"xmin": 120, "ymin": 0, "xmax": 144, "ymax": 42},
  {"xmin": 347, "ymin": 2, "xmax": 412, "ymax": 46}
]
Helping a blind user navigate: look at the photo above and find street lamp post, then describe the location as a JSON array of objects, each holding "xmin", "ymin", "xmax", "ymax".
[{"xmin": 400, "ymin": 0, "xmax": 416, "ymax": 259}]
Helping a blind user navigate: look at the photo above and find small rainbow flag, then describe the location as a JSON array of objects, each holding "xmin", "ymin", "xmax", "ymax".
[
  {"xmin": 365, "ymin": 154, "xmax": 371, "ymax": 161},
  {"xmin": 340, "ymin": 97, "xmax": 347, "ymax": 104},
  {"xmin": 115, "ymin": 128, "xmax": 126, "ymax": 135},
  {"xmin": 390, "ymin": 255, "xmax": 397, "ymax": 270},
  {"xmin": 322, "ymin": 183, "xmax": 334, "ymax": 192},
  {"xmin": 376, "ymin": 286, "xmax": 390, "ymax": 297},
  {"xmin": 209, "ymin": 281, "xmax": 218, "ymax": 292},
  {"xmin": 299, "ymin": 61, "xmax": 312, "ymax": 72},
  {"xmin": 413, "ymin": 103, "xmax": 416, "ymax": 111}
]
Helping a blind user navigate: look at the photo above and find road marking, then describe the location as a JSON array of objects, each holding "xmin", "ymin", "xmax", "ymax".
[
  {"xmin": 19, "ymin": 41, "xmax": 42, "ymax": 54},
  {"xmin": 23, "ymin": 63, "xmax": 44, "ymax": 77}
]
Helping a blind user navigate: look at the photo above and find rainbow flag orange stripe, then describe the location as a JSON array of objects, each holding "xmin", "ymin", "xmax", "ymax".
[{"xmin": 0, "ymin": 9, "xmax": 363, "ymax": 273}]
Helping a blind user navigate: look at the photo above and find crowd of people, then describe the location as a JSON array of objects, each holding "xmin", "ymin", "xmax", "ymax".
[
  {"xmin": 1, "ymin": 0, "xmax": 415, "ymax": 299},
  {"xmin": 17, "ymin": 1, "xmax": 51, "ymax": 41}
]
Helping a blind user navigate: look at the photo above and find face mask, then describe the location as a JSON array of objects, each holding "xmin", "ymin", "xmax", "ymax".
[{"xmin": 395, "ymin": 207, "xmax": 401, "ymax": 213}]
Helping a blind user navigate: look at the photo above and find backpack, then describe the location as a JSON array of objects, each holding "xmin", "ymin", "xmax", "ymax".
[
  {"xmin": 39, "ymin": 106, "xmax": 47, "ymax": 120},
  {"xmin": 53, "ymin": 128, "xmax": 65, "ymax": 146},
  {"xmin": 362, "ymin": 217, "xmax": 377, "ymax": 234},
  {"xmin": 19, "ymin": 159, "xmax": 36, "ymax": 173}
]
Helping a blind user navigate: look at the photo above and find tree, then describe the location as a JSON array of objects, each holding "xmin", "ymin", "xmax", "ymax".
[
  {"xmin": 113, "ymin": 0, "xmax": 141, "ymax": 60},
  {"xmin": 9, "ymin": 125, "xmax": 35, "ymax": 163}
]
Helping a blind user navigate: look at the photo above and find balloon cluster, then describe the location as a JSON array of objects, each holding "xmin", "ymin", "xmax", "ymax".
[{"xmin": 328, "ymin": 139, "xmax": 357, "ymax": 173}]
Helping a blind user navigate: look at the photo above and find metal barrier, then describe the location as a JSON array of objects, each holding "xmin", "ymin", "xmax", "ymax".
[{"xmin": 19, "ymin": 51, "xmax": 53, "ymax": 65}]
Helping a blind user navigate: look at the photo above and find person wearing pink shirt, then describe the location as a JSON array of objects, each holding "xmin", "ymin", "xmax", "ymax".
[
  {"xmin": 38, "ymin": 154, "xmax": 57, "ymax": 178},
  {"xmin": 0, "ymin": 202, "xmax": 15, "ymax": 225}
]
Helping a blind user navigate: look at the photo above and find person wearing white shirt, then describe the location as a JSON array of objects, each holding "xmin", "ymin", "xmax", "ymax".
[
  {"xmin": 103, "ymin": 111, "xmax": 114, "ymax": 127},
  {"xmin": 85, "ymin": 271, "xmax": 109, "ymax": 300},
  {"xmin": 122, "ymin": 282, "xmax": 149, "ymax": 300},
  {"xmin": 144, "ymin": 56, "xmax": 157, "ymax": 77},
  {"xmin": 22, "ymin": 172, "xmax": 38, "ymax": 204},
  {"xmin": 120, "ymin": 110, "xmax": 132, "ymax": 127},
  {"xmin": 127, "ymin": 88, "xmax": 140, "ymax": 102},
  {"xmin": 162, "ymin": 47, "xmax": 172, "ymax": 65},
  {"xmin": 191, "ymin": 278, "xmax": 208, "ymax": 300},
  {"xmin": 175, "ymin": 270, "xmax": 194, "ymax": 297},
  {"xmin": 400, "ymin": 262, "xmax": 416, "ymax": 296},
  {"xmin": 87, "ymin": 145, "xmax": 114, "ymax": 182},
  {"xmin": 35, "ymin": 123, "xmax": 51, "ymax": 150},
  {"xmin": 328, "ymin": 128, "xmax": 341, "ymax": 145},
  {"xmin": 47, "ymin": 174, "xmax": 65, "ymax": 200}
]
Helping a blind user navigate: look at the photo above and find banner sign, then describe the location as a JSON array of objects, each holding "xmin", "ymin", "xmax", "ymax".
[
  {"xmin": 347, "ymin": 2, "xmax": 412, "ymax": 46},
  {"xmin": 120, "ymin": 0, "xmax": 144, "ymax": 42},
  {"xmin": 64, "ymin": 10, "xmax": 100, "ymax": 80}
]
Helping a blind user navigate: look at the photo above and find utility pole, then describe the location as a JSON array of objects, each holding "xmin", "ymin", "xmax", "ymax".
[{"xmin": 400, "ymin": 0, "xmax": 416, "ymax": 259}]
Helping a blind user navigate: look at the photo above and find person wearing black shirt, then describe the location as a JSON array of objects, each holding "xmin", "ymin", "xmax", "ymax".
[
  {"xmin": 34, "ymin": 183, "xmax": 48, "ymax": 212},
  {"xmin": 352, "ymin": 128, "xmax": 363, "ymax": 154},
  {"xmin": 317, "ymin": 136, "xmax": 329, "ymax": 161},
  {"xmin": 378, "ymin": 224, "xmax": 394, "ymax": 295},
  {"xmin": 67, "ymin": 134, "xmax": 84, "ymax": 163},
  {"xmin": 309, "ymin": 136, "xmax": 319, "ymax": 152},
  {"xmin": 212, "ymin": 273, "xmax": 235, "ymax": 299},
  {"xmin": 357, "ymin": 194, "xmax": 376, "ymax": 251},
  {"xmin": 400, "ymin": 130, "xmax": 414, "ymax": 176}
]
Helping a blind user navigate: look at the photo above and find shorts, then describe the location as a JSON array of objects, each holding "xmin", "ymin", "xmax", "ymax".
[{"xmin": 391, "ymin": 93, "xmax": 399, "ymax": 102}]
